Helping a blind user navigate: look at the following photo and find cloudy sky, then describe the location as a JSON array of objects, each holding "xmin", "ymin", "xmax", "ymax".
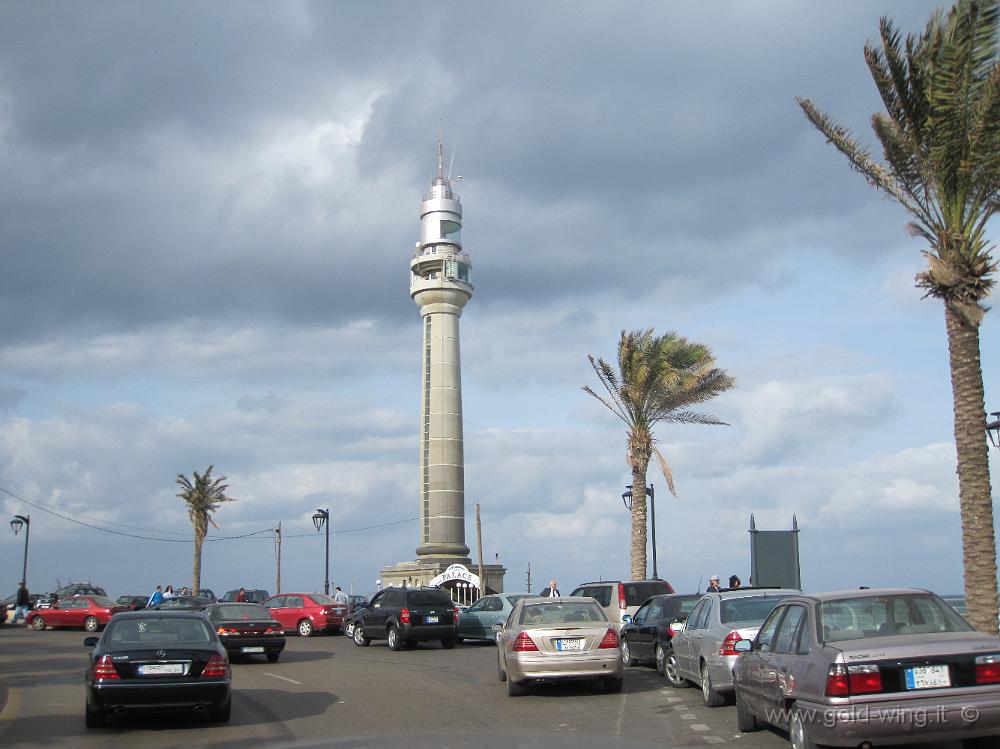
[{"xmin": 1, "ymin": 0, "xmax": 996, "ymax": 601}]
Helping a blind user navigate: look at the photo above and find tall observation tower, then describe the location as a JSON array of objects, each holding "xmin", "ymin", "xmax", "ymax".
[{"xmin": 379, "ymin": 139, "xmax": 505, "ymax": 599}]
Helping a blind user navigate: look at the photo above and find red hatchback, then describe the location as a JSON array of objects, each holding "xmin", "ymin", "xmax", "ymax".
[
  {"xmin": 27, "ymin": 595, "xmax": 124, "ymax": 632},
  {"xmin": 263, "ymin": 593, "xmax": 348, "ymax": 637}
]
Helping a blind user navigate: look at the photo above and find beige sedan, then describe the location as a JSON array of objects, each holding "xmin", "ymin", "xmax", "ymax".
[{"xmin": 493, "ymin": 596, "xmax": 625, "ymax": 696}]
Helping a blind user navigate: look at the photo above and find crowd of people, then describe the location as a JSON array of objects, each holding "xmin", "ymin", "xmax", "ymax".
[{"xmin": 706, "ymin": 574, "xmax": 743, "ymax": 592}]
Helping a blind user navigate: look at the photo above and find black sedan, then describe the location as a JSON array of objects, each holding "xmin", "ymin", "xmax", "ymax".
[
  {"xmin": 84, "ymin": 610, "xmax": 231, "ymax": 727},
  {"xmin": 151, "ymin": 595, "xmax": 212, "ymax": 611},
  {"xmin": 203, "ymin": 602, "xmax": 285, "ymax": 662},
  {"xmin": 619, "ymin": 593, "xmax": 701, "ymax": 674}
]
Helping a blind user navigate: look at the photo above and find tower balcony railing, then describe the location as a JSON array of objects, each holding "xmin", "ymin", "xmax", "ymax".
[{"xmin": 412, "ymin": 246, "xmax": 470, "ymax": 263}]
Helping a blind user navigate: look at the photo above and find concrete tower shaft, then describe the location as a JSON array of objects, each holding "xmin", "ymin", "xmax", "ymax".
[{"xmin": 410, "ymin": 144, "xmax": 472, "ymax": 560}]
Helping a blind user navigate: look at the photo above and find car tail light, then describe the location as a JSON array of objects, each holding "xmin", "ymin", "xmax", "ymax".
[
  {"xmin": 400, "ymin": 607, "xmax": 411, "ymax": 624},
  {"xmin": 667, "ymin": 622, "xmax": 684, "ymax": 637},
  {"xmin": 599, "ymin": 628, "xmax": 619, "ymax": 649},
  {"xmin": 91, "ymin": 654, "xmax": 120, "ymax": 680},
  {"xmin": 513, "ymin": 631, "xmax": 538, "ymax": 651},
  {"xmin": 617, "ymin": 583, "xmax": 627, "ymax": 611},
  {"xmin": 216, "ymin": 626, "xmax": 235, "ymax": 635},
  {"xmin": 454, "ymin": 606, "xmax": 460, "ymax": 621},
  {"xmin": 202, "ymin": 654, "xmax": 229, "ymax": 678},
  {"xmin": 825, "ymin": 663, "xmax": 881, "ymax": 696},
  {"xmin": 719, "ymin": 631, "xmax": 742, "ymax": 656},
  {"xmin": 265, "ymin": 625, "xmax": 281, "ymax": 634},
  {"xmin": 976, "ymin": 655, "xmax": 1000, "ymax": 684}
]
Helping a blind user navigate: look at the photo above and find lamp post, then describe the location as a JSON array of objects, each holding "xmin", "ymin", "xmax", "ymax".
[
  {"xmin": 622, "ymin": 484, "xmax": 657, "ymax": 580},
  {"xmin": 10, "ymin": 514, "xmax": 30, "ymax": 585},
  {"xmin": 312, "ymin": 508, "xmax": 330, "ymax": 596},
  {"xmin": 987, "ymin": 411, "xmax": 1000, "ymax": 450}
]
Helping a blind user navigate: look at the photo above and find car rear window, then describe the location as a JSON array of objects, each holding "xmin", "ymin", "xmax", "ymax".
[
  {"xmin": 720, "ymin": 595, "xmax": 791, "ymax": 625},
  {"xmin": 310, "ymin": 594, "xmax": 336, "ymax": 605},
  {"xmin": 408, "ymin": 591, "xmax": 453, "ymax": 606},
  {"xmin": 93, "ymin": 596, "xmax": 116, "ymax": 607},
  {"xmin": 820, "ymin": 594, "xmax": 973, "ymax": 641},
  {"xmin": 520, "ymin": 601, "xmax": 607, "ymax": 626},
  {"xmin": 107, "ymin": 617, "xmax": 214, "ymax": 644},
  {"xmin": 216, "ymin": 604, "xmax": 269, "ymax": 621},
  {"xmin": 624, "ymin": 581, "xmax": 674, "ymax": 606}
]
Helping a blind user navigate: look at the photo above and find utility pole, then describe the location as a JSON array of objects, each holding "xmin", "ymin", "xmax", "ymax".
[
  {"xmin": 476, "ymin": 503, "xmax": 485, "ymax": 600},
  {"xmin": 274, "ymin": 522, "xmax": 282, "ymax": 594},
  {"xmin": 526, "ymin": 562, "xmax": 532, "ymax": 594}
]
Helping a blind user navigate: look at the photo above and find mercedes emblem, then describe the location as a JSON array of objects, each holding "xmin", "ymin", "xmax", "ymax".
[{"xmin": 155, "ymin": 649, "xmax": 166, "ymax": 658}]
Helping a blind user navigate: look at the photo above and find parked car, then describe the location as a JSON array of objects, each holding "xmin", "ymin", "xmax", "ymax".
[
  {"xmin": 619, "ymin": 593, "xmax": 701, "ymax": 673},
  {"xmin": 27, "ymin": 595, "xmax": 125, "ymax": 632},
  {"xmin": 569, "ymin": 579, "xmax": 675, "ymax": 632},
  {"xmin": 54, "ymin": 582, "xmax": 107, "ymax": 598},
  {"xmin": 667, "ymin": 588, "xmax": 798, "ymax": 706},
  {"xmin": 347, "ymin": 594, "xmax": 368, "ymax": 610},
  {"xmin": 940, "ymin": 593, "xmax": 968, "ymax": 615},
  {"xmin": 263, "ymin": 592, "xmax": 347, "ymax": 636},
  {"xmin": 457, "ymin": 593, "xmax": 529, "ymax": 643},
  {"xmin": 732, "ymin": 588, "xmax": 1000, "ymax": 749},
  {"xmin": 203, "ymin": 602, "xmax": 285, "ymax": 663},
  {"xmin": 83, "ymin": 610, "xmax": 231, "ymax": 726},
  {"xmin": 494, "ymin": 596, "xmax": 624, "ymax": 696},
  {"xmin": 221, "ymin": 588, "xmax": 269, "ymax": 603},
  {"xmin": 115, "ymin": 595, "xmax": 147, "ymax": 611},
  {"xmin": 198, "ymin": 589, "xmax": 218, "ymax": 602},
  {"xmin": 151, "ymin": 595, "xmax": 211, "ymax": 611},
  {"xmin": 3, "ymin": 592, "xmax": 49, "ymax": 611},
  {"xmin": 352, "ymin": 586, "xmax": 458, "ymax": 650},
  {"xmin": 343, "ymin": 601, "xmax": 370, "ymax": 639}
]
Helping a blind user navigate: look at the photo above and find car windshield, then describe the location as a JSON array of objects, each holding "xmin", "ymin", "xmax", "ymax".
[
  {"xmin": 408, "ymin": 591, "xmax": 453, "ymax": 606},
  {"xmin": 520, "ymin": 602, "xmax": 607, "ymax": 626},
  {"xmin": 106, "ymin": 617, "xmax": 214, "ymax": 644},
  {"xmin": 215, "ymin": 604, "xmax": 269, "ymax": 621},
  {"xmin": 720, "ymin": 595, "xmax": 791, "ymax": 625},
  {"xmin": 820, "ymin": 594, "xmax": 973, "ymax": 641},
  {"xmin": 310, "ymin": 594, "xmax": 336, "ymax": 605}
]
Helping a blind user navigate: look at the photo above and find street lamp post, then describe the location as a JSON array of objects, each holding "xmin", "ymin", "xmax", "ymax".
[
  {"xmin": 10, "ymin": 514, "xmax": 30, "ymax": 585},
  {"xmin": 622, "ymin": 484, "xmax": 657, "ymax": 580},
  {"xmin": 312, "ymin": 508, "xmax": 330, "ymax": 596}
]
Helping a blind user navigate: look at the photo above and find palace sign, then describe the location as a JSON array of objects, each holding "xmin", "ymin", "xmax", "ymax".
[{"xmin": 428, "ymin": 564, "xmax": 480, "ymax": 589}]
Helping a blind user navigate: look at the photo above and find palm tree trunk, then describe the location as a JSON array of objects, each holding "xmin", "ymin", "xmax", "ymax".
[
  {"xmin": 945, "ymin": 305, "xmax": 998, "ymax": 635},
  {"xmin": 193, "ymin": 535, "xmax": 203, "ymax": 597},
  {"xmin": 630, "ymin": 460, "xmax": 649, "ymax": 581}
]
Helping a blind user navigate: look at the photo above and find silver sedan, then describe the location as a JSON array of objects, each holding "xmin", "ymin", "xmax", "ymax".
[{"xmin": 493, "ymin": 597, "xmax": 625, "ymax": 696}]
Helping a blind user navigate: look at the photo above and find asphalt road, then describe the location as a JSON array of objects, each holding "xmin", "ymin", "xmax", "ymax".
[{"xmin": 0, "ymin": 623, "xmax": 973, "ymax": 749}]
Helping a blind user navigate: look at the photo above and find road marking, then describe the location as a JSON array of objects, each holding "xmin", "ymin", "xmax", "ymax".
[
  {"xmin": 0, "ymin": 686, "xmax": 21, "ymax": 738},
  {"xmin": 689, "ymin": 724, "xmax": 710, "ymax": 732},
  {"xmin": 680, "ymin": 712, "xmax": 696, "ymax": 720},
  {"xmin": 703, "ymin": 737, "xmax": 727, "ymax": 744},
  {"xmin": 264, "ymin": 672, "xmax": 302, "ymax": 685}
]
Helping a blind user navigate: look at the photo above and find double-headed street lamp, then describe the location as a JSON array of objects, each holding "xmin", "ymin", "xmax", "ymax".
[
  {"xmin": 10, "ymin": 514, "xmax": 30, "ymax": 585},
  {"xmin": 312, "ymin": 508, "xmax": 330, "ymax": 596},
  {"xmin": 622, "ymin": 484, "xmax": 657, "ymax": 580}
]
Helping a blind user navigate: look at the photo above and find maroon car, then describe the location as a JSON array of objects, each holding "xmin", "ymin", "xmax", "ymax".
[
  {"xmin": 263, "ymin": 593, "xmax": 348, "ymax": 636},
  {"xmin": 27, "ymin": 595, "xmax": 124, "ymax": 632}
]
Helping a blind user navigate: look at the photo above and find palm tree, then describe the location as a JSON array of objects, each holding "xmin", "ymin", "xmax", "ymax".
[
  {"xmin": 797, "ymin": 0, "xmax": 999, "ymax": 634},
  {"xmin": 176, "ymin": 465, "xmax": 236, "ymax": 596},
  {"xmin": 584, "ymin": 329, "xmax": 735, "ymax": 580}
]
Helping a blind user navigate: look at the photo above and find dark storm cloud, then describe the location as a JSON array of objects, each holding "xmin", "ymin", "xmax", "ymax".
[{"xmin": 0, "ymin": 0, "xmax": 941, "ymax": 347}]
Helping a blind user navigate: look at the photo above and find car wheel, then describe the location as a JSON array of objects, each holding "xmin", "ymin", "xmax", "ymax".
[
  {"xmin": 604, "ymin": 676, "xmax": 624, "ymax": 693},
  {"xmin": 353, "ymin": 622, "xmax": 370, "ymax": 646},
  {"xmin": 789, "ymin": 705, "xmax": 822, "ymax": 749},
  {"xmin": 441, "ymin": 636, "xmax": 457, "ymax": 649},
  {"xmin": 84, "ymin": 701, "xmax": 105, "ymax": 728},
  {"xmin": 84, "ymin": 616, "xmax": 100, "ymax": 632},
  {"xmin": 297, "ymin": 619, "xmax": 314, "ymax": 637},
  {"xmin": 701, "ymin": 662, "xmax": 726, "ymax": 707},
  {"xmin": 266, "ymin": 651, "xmax": 280, "ymax": 663},
  {"xmin": 344, "ymin": 620, "xmax": 355, "ymax": 638},
  {"xmin": 209, "ymin": 697, "xmax": 232, "ymax": 723},
  {"xmin": 387, "ymin": 625, "xmax": 402, "ymax": 651},
  {"xmin": 655, "ymin": 644, "xmax": 666, "ymax": 675},
  {"xmin": 663, "ymin": 651, "xmax": 687, "ymax": 688},
  {"xmin": 620, "ymin": 639, "xmax": 636, "ymax": 667},
  {"xmin": 735, "ymin": 688, "xmax": 761, "ymax": 732},
  {"xmin": 31, "ymin": 616, "xmax": 45, "ymax": 631},
  {"xmin": 506, "ymin": 677, "xmax": 525, "ymax": 696},
  {"xmin": 497, "ymin": 654, "xmax": 507, "ymax": 682}
]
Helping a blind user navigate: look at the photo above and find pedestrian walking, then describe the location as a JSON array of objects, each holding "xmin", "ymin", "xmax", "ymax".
[
  {"xmin": 706, "ymin": 576, "xmax": 722, "ymax": 592},
  {"xmin": 147, "ymin": 585, "xmax": 164, "ymax": 608},
  {"xmin": 539, "ymin": 579, "xmax": 561, "ymax": 597},
  {"xmin": 728, "ymin": 575, "xmax": 742, "ymax": 589},
  {"xmin": 333, "ymin": 586, "xmax": 349, "ymax": 604},
  {"xmin": 13, "ymin": 582, "xmax": 31, "ymax": 624}
]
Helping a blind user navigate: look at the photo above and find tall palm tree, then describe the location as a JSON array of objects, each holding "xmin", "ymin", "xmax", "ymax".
[
  {"xmin": 176, "ymin": 465, "xmax": 236, "ymax": 596},
  {"xmin": 584, "ymin": 329, "xmax": 735, "ymax": 580},
  {"xmin": 797, "ymin": 0, "xmax": 999, "ymax": 634}
]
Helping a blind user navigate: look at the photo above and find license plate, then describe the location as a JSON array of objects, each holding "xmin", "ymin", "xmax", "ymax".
[
  {"xmin": 905, "ymin": 665, "xmax": 950, "ymax": 689},
  {"xmin": 556, "ymin": 638, "xmax": 583, "ymax": 651},
  {"xmin": 425, "ymin": 615, "xmax": 439, "ymax": 624},
  {"xmin": 241, "ymin": 646, "xmax": 265, "ymax": 653},
  {"xmin": 137, "ymin": 663, "xmax": 185, "ymax": 675}
]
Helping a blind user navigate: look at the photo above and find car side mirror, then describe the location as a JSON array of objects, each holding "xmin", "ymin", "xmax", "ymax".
[
  {"xmin": 734, "ymin": 638, "xmax": 752, "ymax": 652},
  {"xmin": 84, "ymin": 636, "xmax": 99, "ymax": 647},
  {"xmin": 621, "ymin": 614, "xmax": 632, "ymax": 624},
  {"xmin": 491, "ymin": 622, "xmax": 504, "ymax": 633}
]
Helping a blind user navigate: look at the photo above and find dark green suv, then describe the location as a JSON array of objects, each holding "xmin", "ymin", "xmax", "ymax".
[{"xmin": 351, "ymin": 587, "xmax": 458, "ymax": 650}]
